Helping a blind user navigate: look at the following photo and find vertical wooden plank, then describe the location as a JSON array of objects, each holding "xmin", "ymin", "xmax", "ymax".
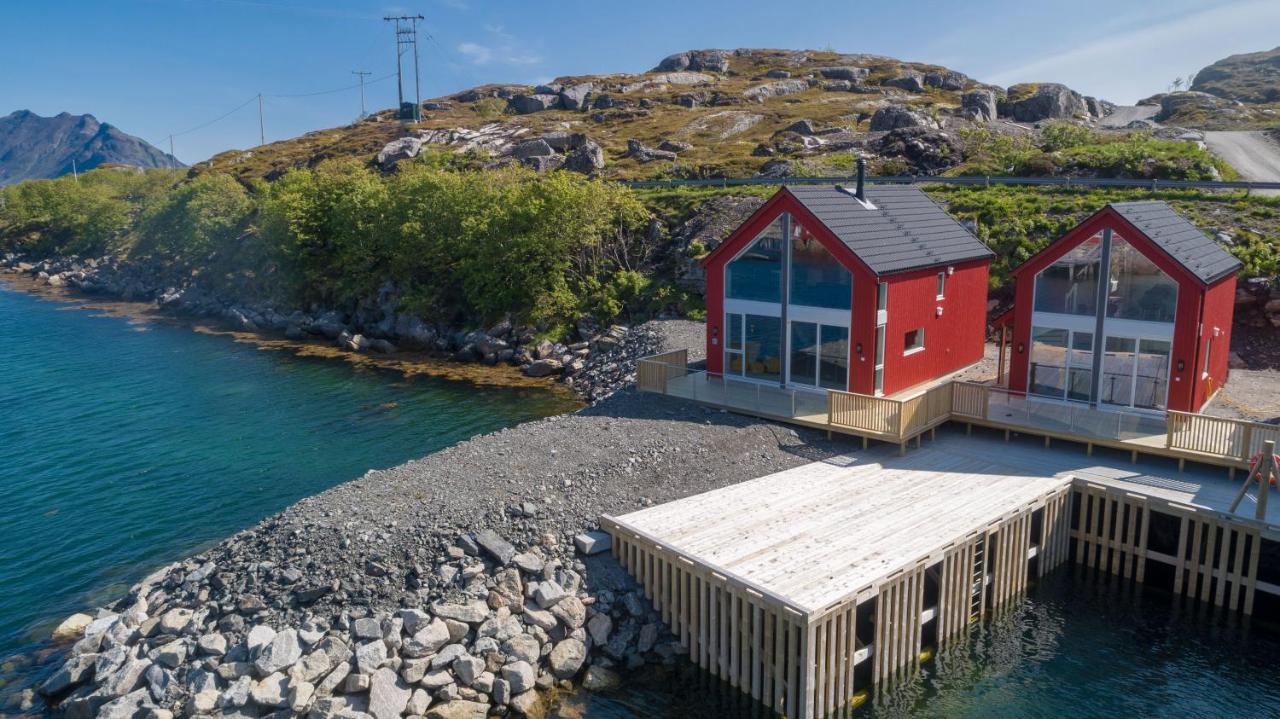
[
  {"xmin": 1200, "ymin": 519, "xmax": 1218, "ymax": 603},
  {"xmin": 845, "ymin": 604, "xmax": 857, "ymax": 707},
  {"xmin": 732, "ymin": 588, "xmax": 742, "ymax": 690},
  {"xmin": 1136, "ymin": 501, "xmax": 1151, "ymax": 584},
  {"xmin": 751, "ymin": 602, "xmax": 763, "ymax": 703},
  {"xmin": 1173, "ymin": 514, "xmax": 1189, "ymax": 596},
  {"xmin": 786, "ymin": 620, "xmax": 798, "ymax": 719},
  {"xmin": 1229, "ymin": 527, "xmax": 1246, "ymax": 611},
  {"xmin": 1214, "ymin": 524, "xmax": 1232, "ymax": 608},
  {"xmin": 761, "ymin": 606, "xmax": 774, "ymax": 707},
  {"xmin": 1099, "ymin": 494, "xmax": 1113, "ymax": 572},
  {"xmin": 698, "ymin": 577, "xmax": 708, "ymax": 668},
  {"xmin": 802, "ymin": 621, "xmax": 816, "ymax": 719},
  {"xmin": 773, "ymin": 611, "xmax": 786, "ymax": 715},
  {"xmin": 1187, "ymin": 519, "xmax": 1204, "ymax": 600},
  {"xmin": 1244, "ymin": 529, "xmax": 1261, "ymax": 616},
  {"xmin": 814, "ymin": 617, "xmax": 827, "ymax": 718},
  {"xmin": 707, "ymin": 584, "xmax": 718, "ymax": 678}
]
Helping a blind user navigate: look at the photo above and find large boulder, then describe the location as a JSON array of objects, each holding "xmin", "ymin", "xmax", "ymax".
[
  {"xmin": 624, "ymin": 139, "xmax": 677, "ymax": 163},
  {"xmin": 883, "ymin": 72, "xmax": 926, "ymax": 92},
  {"xmin": 376, "ymin": 137, "xmax": 422, "ymax": 169},
  {"xmin": 1155, "ymin": 91, "xmax": 1229, "ymax": 123},
  {"xmin": 818, "ymin": 66, "xmax": 868, "ymax": 81},
  {"xmin": 511, "ymin": 139, "xmax": 555, "ymax": 159},
  {"xmin": 961, "ymin": 90, "xmax": 998, "ymax": 122},
  {"xmin": 999, "ymin": 83, "xmax": 1089, "ymax": 121},
  {"xmin": 924, "ymin": 71, "xmax": 967, "ymax": 91},
  {"xmin": 874, "ymin": 127, "xmax": 963, "ymax": 175},
  {"xmin": 869, "ymin": 105, "xmax": 939, "ymax": 131},
  {"xmin": 559, "ymin": 82, "xmax": 594, "ymax": 111},
  {"xmin": 742, "ymin": 79, "xmax": 811, "ymax": 100},
  {"xmin": 654, "ymin": 49, "xmax": 729, "ymax": 73},
  {"xmin": 563, "ymin": 139, "xmax": 605, "ymax": 174},
  {"xmin": 508, "ymin": 94, "xmax": 561, "ymax": 114}
]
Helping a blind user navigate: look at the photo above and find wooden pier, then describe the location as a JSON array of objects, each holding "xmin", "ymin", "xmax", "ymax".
[{"xmin": 601, "ymin": 433, "xmax": 1280, "ymax": 718}]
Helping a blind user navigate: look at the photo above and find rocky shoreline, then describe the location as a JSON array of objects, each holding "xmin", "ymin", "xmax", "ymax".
[
  {"xmin": 2, "ymin": 296, "xmax": 846, "ymax": 719},
  {"xmin": 0, "ymin": 253, "xmax": 663, "ymax": 404}
]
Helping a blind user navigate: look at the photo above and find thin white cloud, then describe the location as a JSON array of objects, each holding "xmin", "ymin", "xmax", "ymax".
[
  {"xmin": 987, "ymin": 0, "xmax": 1280, "ymax": 103},
  {"xmin": 458, "ymin": 42, "xmax": 493, "ymax": 65}
]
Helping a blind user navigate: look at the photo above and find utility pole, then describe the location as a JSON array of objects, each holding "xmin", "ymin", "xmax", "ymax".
[
  {"xmin": 71, "ymin": 157, "xmax": 78, "ymax": 182},
  {"xmin": 352, "ymin": 70, "xmax": 372, "ymax": 118},
  {"xmin": 257, "ymin": 93, "xmax": 265, "ymax": 146},
  {"xmin": 168, "ymin": 135, "xmax": 175, "ymax": 168},
  {"xmin": 384, "ymin": 14, "xmax": 425, "ymax": 121}
]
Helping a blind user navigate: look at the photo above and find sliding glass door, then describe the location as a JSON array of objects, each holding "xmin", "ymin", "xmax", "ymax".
[
  {"xmin": 1100, "ymin": 334, "xmax": 1171, "ymax": 410},
  {"xmin": 787, "ymin": 321, "xmax": 849, "ymax": 391},
  {"xmin": 723, "ymin": 312, "xmax": 783, "ymax": 383}
]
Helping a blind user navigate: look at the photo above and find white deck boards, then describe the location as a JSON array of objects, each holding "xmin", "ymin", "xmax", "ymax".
[
  {"xmin": 612, "ymin": 441, "xmax": 1069, "ymax": 614},
  {"xmin": 609, "ymin": 429, "xmax": 1280, "ymax": 617}
]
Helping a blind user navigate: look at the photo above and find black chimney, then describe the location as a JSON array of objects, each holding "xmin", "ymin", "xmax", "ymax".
[{"xmin": 855, "ymin": 156, "xmax": 866, "ymax": 201}]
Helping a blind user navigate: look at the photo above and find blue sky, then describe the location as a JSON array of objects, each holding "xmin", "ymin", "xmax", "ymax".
[{"xmin": 2, "ymin": 0, "xmax": 1277, "ymax": 164}]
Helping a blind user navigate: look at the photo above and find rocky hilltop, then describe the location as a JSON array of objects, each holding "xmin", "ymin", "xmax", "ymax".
[
  {"xmin": 1191, "ymin": 46, "xmax": 1280, "ymax": 104},
  {"xmin": 197, "ymin": 48, "xmax": 1119, "ymax": 182},
  {"xmin": 0, "ymin": 110, "xmax": 181, "ymax": 186}
]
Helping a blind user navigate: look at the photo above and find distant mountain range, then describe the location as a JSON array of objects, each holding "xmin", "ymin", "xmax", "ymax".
[{"xmin": 0, "ymin": 110, "xmax": 181, "ymax": 186}]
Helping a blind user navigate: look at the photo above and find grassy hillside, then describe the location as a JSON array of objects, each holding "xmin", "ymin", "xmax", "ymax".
[{"xmin": 189, "ymin": 48, "xmax": 1228, "ymax": 185}]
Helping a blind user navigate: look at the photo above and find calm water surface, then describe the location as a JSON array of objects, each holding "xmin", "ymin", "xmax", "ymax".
[
  {"xmin": 556, "ymin": 571, "xmax": 1280, "ymax": 718},
  {"xmin": 0, "ymin": 283, "xmax": 576, "ymax": 694}
]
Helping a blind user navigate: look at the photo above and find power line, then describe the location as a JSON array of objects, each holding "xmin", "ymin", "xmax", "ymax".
[
  {"xmin": 267, "ymin": 71, "xmax": 395, "ymax": 99},
  {"xmin": 384, "ymin": 14, "xmax": 425, "ymax": 121},
  {"xmin": 351, "ymin": 70, "xmax": 372, "ymax": 118}
]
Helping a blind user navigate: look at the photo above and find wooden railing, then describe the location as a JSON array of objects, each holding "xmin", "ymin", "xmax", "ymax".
[
  {"xmin": 827, "ymin": 383, "xmax": 953, "ymax": 442},
  {"xmin": 635, "ymin": 352, "xmax": 1272, "ymax": 469},
  {"xmin": 1167, "ymin": 411, "xmax": 1280, "ymax": 464},
  {"xmin": 635, "ymin": 350, "xmax": 688, "ymax": 393}
]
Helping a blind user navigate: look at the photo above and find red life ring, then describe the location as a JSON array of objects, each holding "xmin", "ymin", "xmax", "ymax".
[{"xmin": 1248, "ymin": 452, "xmax": 1280, "ymax": 486}]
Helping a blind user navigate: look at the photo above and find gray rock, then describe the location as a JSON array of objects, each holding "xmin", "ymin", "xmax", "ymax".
[
  {"xmin": 511, "ymin": 139, "xmax": 555, "ymax": 159},
  {"xmin": 403, "ymin": 618, "xmax": 451, "ymax": 657},
  {"xmin": 548, "ymin": 638, "xmax": 587, "ymax": 678},
  {"xmin": 508, "ymin": 94, "xmax": 560, "ymax": 114},
  {"xmin": 743, "ymin": 79, "xmax": 811, "ymax": 100},
  {"xmin": 352, "ymin": 617, "xmax": 382, "ymax": 641},
  {"xmin": 582, "ymin": 665, "xmax": 621, "ymax": 691},
  {"xmin": 574, "ymin": 532, "xmax": 612, "ymax": 556},
  {"xmin": 999, "ymin": 83, "xmax": 1089, "ymax": 121},
  {"xmin": 429, "ymin": 644, "xmax": 468, "ymax": 671},
  {"xmin": 355, "ymin": 639, "xmax": 389, "ymax": 674},
  {"xmin": 198, "ymin": 633, "xmax": 228, "ymax": 656},
  {"xmin": 157, "ymin": 608, "xmax": 193, "ymax": 635},
  {"xmin": 522, "ymin": 358, "xmax": 563, "ymax": 377},
  {"xmin": 368, "ymin": 668, "xmax": 411, "ymax": 719},
  {"xmin": 98, "ymin": 689, "xmax": 150, "ymax": 719},
  {"xmin": 924, "ymin": 71, "xmax": 967, "ymax": 91},
  {"xmin": 246, "ymin": 625, "xmax": 276, "ymax": 653},
  {"xmin": 288, "ymin": 680, "xmax": 315, "ymax": 713},
  {"xmin": 219, "ymin": 675, "xmax": 253, "ymax": 708},
  {"xmin": 869, "ymin": 105, "xmax": 938, "ymax": 131},
  {"xmin": 474, "ymin": 529, "xmax": 516, "ymax": 565},
  {"xmin": 765, "ymin": 69, "xmax": 791, "ymax": 78},
  {"xmin": 451, "ymin": 655, "xmax": 484, "ymax": 686},
  {"xmin": 154, "ymin": 639, "xmax": 187, "ymax": 668},
  {"xmin": 377, "ymin": 137, "xmax": 423, "ymax": 169},
  {"xmin": 431, "ymin": 601, "xmax": 488, "ymax": 625},
  {"xmin": 509, "ymin": 689, "xmax": 539, "ymax": 714},
  {"xmin": 512, "ymin": 552, "xmax": 544, "ymax": 574},
  {"xmin": 250, "ymin": 671, "xmax": 289, "ymax": 708},
  {"xmin": 419, "ymin": 669, "xmax": 454, "ymax": 690},
  {"xmin": 962, "ymin": 90, "xmax": 997, "ymax": 122},
  {"xmin": 522, "ymin": 605, "xmax": 557, "ymax": 632},
  {"xmin": 39, "ymin": 654, "xmax": 96, "ymax": 696},
  {"xmin": 884, "ymin": 72, "xmax": 926, "ymax": 92},
  {"xmin": 500, "ymin": 635, "xmax": 541, "ymax": 664},
  {"xmin": 254, "ymin": 629, "xmax": 302, "ymax": 676},
  {"xmin": 818, "ymin": 66, "xmax": 868, "ymax": 81},
  {"xmin": 559, "ymin": 83, "xmax": 594, "ymax": 111},
  {"xmin": 500, "ymin": 661, "xmax": 535, "ymax": 694},
  {"xmin": 563, "ymin": 140, "xmax": 605, "ymax": 174},
  {"xmin": 290, "ymin": 650, "xmax": 332, "ymax": 683},
  {"xmin": 586, "ymin": 613, "xmax": 612, "ymax": 645},
  {"xmin": 637, "ymin": 623, "xmax": 659, "ymax": 653},
  {"xmin": 425, "ymin": 700, "xmax": 490, "ymax": 719},
  {"xmin": 99, "ymin": 658, "xmax": 152, "ymax": 699}
]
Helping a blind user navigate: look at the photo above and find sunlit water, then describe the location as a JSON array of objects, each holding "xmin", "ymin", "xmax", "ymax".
[
  {"xmin": 0, "ymin": 283, "xmax": 576, "ymax": 696},
  {"xmin": 552, "ymin": 571, "xmax": 1280, "ymax": 718}
]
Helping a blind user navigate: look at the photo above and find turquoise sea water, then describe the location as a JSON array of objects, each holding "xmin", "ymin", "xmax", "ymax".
[
  {"xmin": 0, "ymin": 283, "xmax": 576, "ymax": 695},
  {"xmin": 556, "ymin": 573, "xmax": 1280, "ymax": 718}
]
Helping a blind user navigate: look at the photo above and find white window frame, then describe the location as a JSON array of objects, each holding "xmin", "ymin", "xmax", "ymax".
[
  {"xmin": 903, "ymin": 328, "xmax": 926, "ymax": 356},
  {"xmin": 874, "ymin": 282, "xmax": 888, "ymax": 395},
  {"xmin": 785, "ymin": 320, "xmax": 851, "ymax": 392},
  {"xmin": 936, "ymin": 271, "xmax": 946, "ymax": 300},
  {"xmin": 1202, "ymin": 335, "xmax": 1212, "ymax": 379}
]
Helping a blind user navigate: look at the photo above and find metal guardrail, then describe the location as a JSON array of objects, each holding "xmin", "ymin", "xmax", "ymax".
[{"xmin": 624, "ymin": 174, "xmax": 1280, "ymax": 192}]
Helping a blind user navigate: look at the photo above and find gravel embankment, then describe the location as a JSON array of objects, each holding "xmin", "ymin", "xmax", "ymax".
[{"xmin": 27, "ymin": 320, "xmax": 848, "ymax": 719}]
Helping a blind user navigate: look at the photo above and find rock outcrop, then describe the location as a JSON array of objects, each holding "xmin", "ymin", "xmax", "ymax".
[{"xmin": 998, "ymin": 83, "xmax": 1090, "ymax": 122}]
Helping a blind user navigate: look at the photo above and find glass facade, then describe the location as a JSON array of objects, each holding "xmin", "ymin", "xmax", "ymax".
[
  {"xmin": 1033, "ymin": 235, "xmax": 1102, "ymax": 316},
  {"xmin": 1029, "ymin": 230, "xmax": 1176, "ymax": 411},
  {"xmin": 789, "ymin": 222, "xmax": 852, "ymax": 309},
  {"xmin": 726, "ymin": 217, "xmax": 784, "ymax": 303},
  {"xmin": 1107, "ymin": 236, "xmax": 1178, "ymax": 322},
  {"xmin": 722, "ymin": 212, "xmax": 852, "ymax": 391}
]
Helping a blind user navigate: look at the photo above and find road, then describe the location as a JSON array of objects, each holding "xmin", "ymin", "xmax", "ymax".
[
  {"xmin": 1204, "ymin": 130, "xmax": 1280, "ymax": 187},
  {"xmin": 1099, "ymin": 105, "xmax": 1159, "ymax": 128}
]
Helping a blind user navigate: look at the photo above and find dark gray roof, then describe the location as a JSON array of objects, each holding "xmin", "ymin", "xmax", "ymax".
[
  {"xmin": 1109, "ymin": 201, "xmax": 1242, "ymax": 284},
  {"xmin": 785, "ymin": 184, "xmax": 993, "ymax": 275}
]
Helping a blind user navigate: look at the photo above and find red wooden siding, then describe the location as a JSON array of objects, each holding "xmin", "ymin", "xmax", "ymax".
[
  {"xmin": 879, "ymin": 260, "xmax": 989, "ymax": 396},
  {"xmin": 1006, "ymin": 206, "xmax": 1234, "ymax": 413},
  {"xmin": 1193, "ymin": 274, "xmax": 1237, "ymax": 409}
]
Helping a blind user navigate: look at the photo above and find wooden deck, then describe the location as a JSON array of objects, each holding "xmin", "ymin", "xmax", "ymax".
[{"xmin": 602, "ymin": 430, "xmax": 1280, "ymax": 718}]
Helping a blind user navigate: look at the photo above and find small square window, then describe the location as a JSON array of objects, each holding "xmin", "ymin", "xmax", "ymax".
[
  {"xmin": 904, "ymin": 328, "xmax": 925, "ymax": 355},
  {"xmin": 936, "ymin": 272, "xmax": 946, "ymax": 299}
]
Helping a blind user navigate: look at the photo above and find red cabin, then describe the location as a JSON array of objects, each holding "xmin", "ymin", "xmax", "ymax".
[
  {"xmin": 1005, "ymin": 201, "xmax": 1241, "ymax": 414},
  {"xmin": 702, "ymin": 183, "xmax": 993, "ymax": 396}
]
